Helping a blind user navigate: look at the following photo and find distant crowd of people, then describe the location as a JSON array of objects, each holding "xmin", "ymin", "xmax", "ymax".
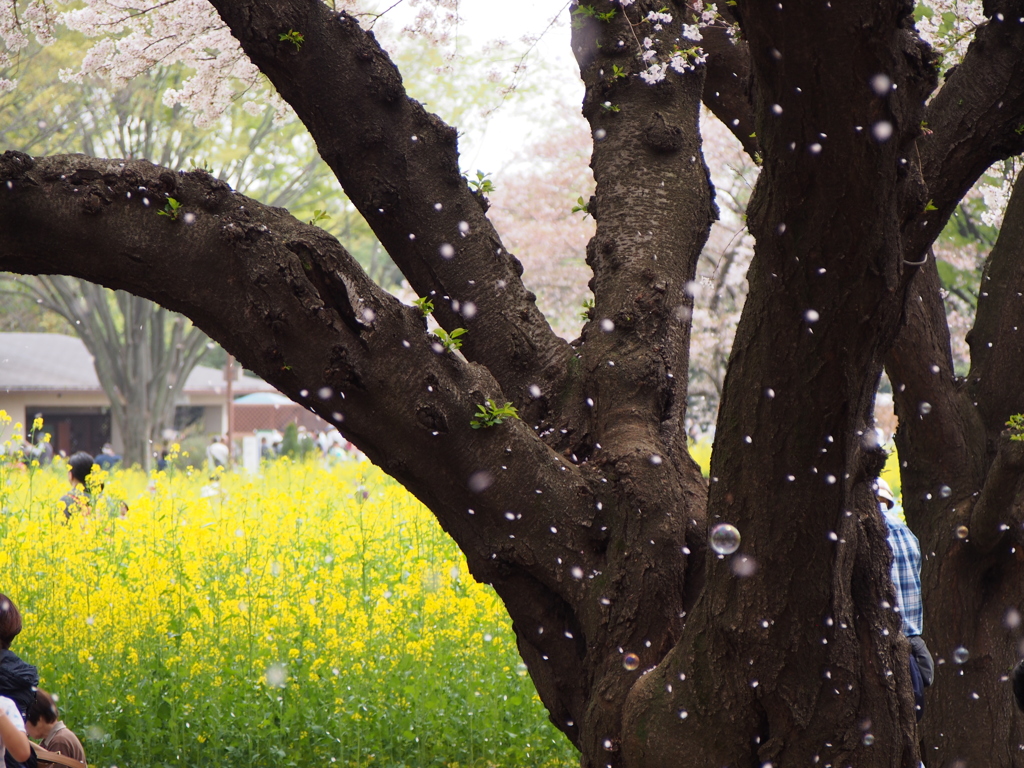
[{"xmin": 1, "ymin": 594, "xmax": 87, "ymax": 767}]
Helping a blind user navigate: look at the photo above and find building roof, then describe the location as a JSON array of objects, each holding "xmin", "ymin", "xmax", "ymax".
[{"xmin": 0, "ymin": 333, "xmax": 275, "ymax": 394}]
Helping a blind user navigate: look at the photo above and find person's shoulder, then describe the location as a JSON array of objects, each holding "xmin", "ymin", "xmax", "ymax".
[
  {"xmin": 48, "ymin": 726, "xmax": 86, "ymax": 759},
  {"xmin": 0, "ymin": 694, "xmax": 23, "ymax": 724}
]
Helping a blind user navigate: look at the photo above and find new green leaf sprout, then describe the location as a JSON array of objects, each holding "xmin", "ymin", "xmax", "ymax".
[{"xmin": 471, "ymin": 399, "xmax": 520, "ymax": 429}]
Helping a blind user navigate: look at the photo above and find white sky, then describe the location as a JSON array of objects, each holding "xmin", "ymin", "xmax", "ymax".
[{"xmin": 382, "ymin": 0, "xmax": 584, "ymax": 171}]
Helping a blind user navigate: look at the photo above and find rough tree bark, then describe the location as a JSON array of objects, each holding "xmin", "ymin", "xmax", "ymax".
[{"xmin": 2, "ymin": 0, "xmax": 1024, "ymax": 766}]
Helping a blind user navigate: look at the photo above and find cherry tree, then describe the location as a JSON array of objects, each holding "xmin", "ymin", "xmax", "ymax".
[{"xmin": 3, "ymin": 0, "xmax": 1024, "ymax": 766}]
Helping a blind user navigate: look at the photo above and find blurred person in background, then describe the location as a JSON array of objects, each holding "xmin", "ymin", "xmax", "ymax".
[{"xmin": 25, "ymin": 690, "xmax": 86, "ymax": 767}]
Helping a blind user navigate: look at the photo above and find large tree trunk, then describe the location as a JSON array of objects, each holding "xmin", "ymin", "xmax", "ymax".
[{"xmin": 3, "ymin": 0, "xmax": 1024, "ymax": 765}]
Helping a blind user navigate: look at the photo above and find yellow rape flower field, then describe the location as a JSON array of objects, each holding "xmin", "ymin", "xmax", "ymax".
[{"xmin": 0, "ymin": 448, "xmax": 576, "ymax": 767}]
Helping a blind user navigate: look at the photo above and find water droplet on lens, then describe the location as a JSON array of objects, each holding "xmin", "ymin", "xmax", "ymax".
[
  {"xmin": 731, "ymin": 555, "xmax": 757, "ymax": 577},
  {"xmin": 1006, "ymin": 608, "xmax": 1022, "ymax": 629},
  {"xmin": 469, "ymin": 471, "xmax": 494, "ymax": 493},
  {"xmin": 710, "ymin": 523, "xmax": 741, "ymax": 555},
  {"xmin": 265, "ymin": 663, "xmax": 288, "ymax": 687}
]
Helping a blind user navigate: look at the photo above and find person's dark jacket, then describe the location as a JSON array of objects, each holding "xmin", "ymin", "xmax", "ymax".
[{"xmin": 0, "ymin": 648, "xmax": 38, "ymax": 716}]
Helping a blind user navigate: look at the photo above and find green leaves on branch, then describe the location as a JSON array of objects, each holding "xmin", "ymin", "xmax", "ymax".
[
  {"xmin": 572, "ymin": 196, "xmax": 591, "ymax": 218},
  {"xmin": 1008, "ymin": 414, "xmax": 1024, "ymax": 442},
  {"xmin": 468, "ymin": 170, "xmax": 495, "ymax": 195},
  {"xmin": 580, "ymin": 297, "xmax": 595, "ymax": 320},
  {"xmin": 571, "ymin": 4, "xmax": 617, "ymax": 28},
  {"xmin": 158, "ymin": 197, "xmax": 182, "ymax": 220},
  {"xmin": 413, "ymin": 296, "xmax": 434, "ymax": 316},
  {"xmin": 279, "ymin": 29, "xmax": 305, "ymax": 51},
  {"xmin": 308, "ymin": 209, "xmax": 331, "ymax": 226},
  {"xmin": 432, "ymin": 327, "xmax": 467, "ymax": 352},
  {"xmin": 471, "ymin": 399, "xmax": 520, "ymax": 429}
]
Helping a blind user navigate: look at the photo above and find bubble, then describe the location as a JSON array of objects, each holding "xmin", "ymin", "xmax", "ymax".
[
  {"xmin": 872, "ymin": 121, "xmax": 893, "ymax": 142},
  {"xmin": 953, "ymin": 646, "xmax": 970, "ymax": 664},
  {"xmin": 622, "ymin": 653, "xmax": 640, "ymax": 671},
  {"xmin": 182, "ymin": 212, "xmax": 196, "ymax": 225},
  {"xmin": 603, "ymin": 739, "xmax": 614, "ymax": 750},
  {"xmin": 649, "ymin": 454, "xmax": 663, "ymax": 466},
  {"xmin": 804, "ymin": 309, "xmax": 820, "ymax": 323},
  {"xmin": 1005, "ymin": 608, "xmax": 1021, "ymax": 629},
  {"xmin": 265, "ymin": 663, "xmax": 288, "ymax": 687},
  {"xmin": 870, "ymin": 73, "xmax": 891, "ymax": 95},
  {"xmin": 318, "ymin": 387, "xmax": 333, "ymax": 399},
  {"xmin": 862, "ymin": 733, "xmax": 875, "ymax": 746},
  {"xmin": 468, "ymin": 471, "xmax": 494, "ymax": 493},
  {"xmin": 600, "ymin": 318, "xmax": 615, "ymax": 332},
  {"xmin": 458, "ymin": 220, "xmax": 470, "ymax": 234},
  {"xmin": 85, "ymin": 725, "xmax": 106, "ymax": 741},
  {"xmin": 765, "ymin": 388, "xmax": 775, "ymax": 399},
  {"xmin": 594, "ymin": 128, "xmax": 607, "ymax": 141},
  {"xmin": 678, "ymin": 709, "xmax": 688, "ymax": 719},
  {"xmin": 529, "ymin": 384, "xmax": 542, "ymax": 399},
  {"xmin": 918, "ymin": 401, "xmax": 932, "ymax": 415},
  {"xmin": 955, "ymin": 525, "xmax": 969, "ymax": 540},
  {"xmin": 770, "ymin": 103, "xmax": 783, "ymax": 115},
  {"xmin": 462, "ymin": 301, "xmax": 477, "ymax": 319},
  {"xmin": 439, "ymin": 243, "xmax": 455, "ymax": 259},
  {"xmin": 85, "ymin": 616, "xmax": 95, "ymax": 626},
  {"xmin": 434, "ymin": 202, "xmax": 443, "ymax": 211},
  {"xmin": 710, "ymin": 523, "xmax": 741, "ymax": 555},
  {"xmin": 571, "ymin": 566, "xmax": 584, "ymax": 580},
  {"xmin": 809, "ymin": 143, "xmax": 822, "ymax": 155},
  {"xmin": 939, "ymin": 484, "xmax": 951, "ymax": 498}
]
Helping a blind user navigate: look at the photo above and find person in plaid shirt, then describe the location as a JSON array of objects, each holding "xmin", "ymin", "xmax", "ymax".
[{"xmin": 876, "ymin": 478, "xmax": 934, "ymax": 720}]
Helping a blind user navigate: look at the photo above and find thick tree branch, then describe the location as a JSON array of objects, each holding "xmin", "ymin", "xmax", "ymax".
[
  {"xmin": 701, "ymin": 26, "xmax": 758, "ymax": 159},
  {"xmin": 570, "ymin": 0, "xmax": 716, "ymax": 461},
  {"xmin": 569, "ymin": 5, "xmax": 714, "ymax": 756},
  {"xmin": 907, "ymin": 5, "xmax": 1024, "ymax": 261},
  {"xmin": 205, "ymin": 0, "xmax": 574, "ymax": 423},
  {"xmin": 886, "ymin": 260, "xmax": 987, "ymax": 533},
  {"xmin": 969, "ymin": 430, "xmax": 1024, "ymax": 553},
  {"xmin": 967, "ymin": 170, "xmax": 1024, "ymax": 439}
]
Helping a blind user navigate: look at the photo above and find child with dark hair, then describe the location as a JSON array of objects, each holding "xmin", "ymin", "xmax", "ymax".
[
  {"xmin": 59, "ymin": 452, "xmax": 96, "ymax": 519},
  {"xmin": 25, "ymin": 690, "xmax": 85, "ymax": 766},
  {"xmin": 0, "ymin": 595, "xmax": 38, "ymax": 766}
]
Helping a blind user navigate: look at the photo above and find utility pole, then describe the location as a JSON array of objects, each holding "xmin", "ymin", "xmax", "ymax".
[{"xmin": 225, "ymin": 354, "xmax": 235, "ymax": 466}]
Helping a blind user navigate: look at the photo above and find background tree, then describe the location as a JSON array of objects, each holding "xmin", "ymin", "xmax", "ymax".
[{"xmin": 2, "ymin": 1, "xmax": 1024, "ymax": 767}]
